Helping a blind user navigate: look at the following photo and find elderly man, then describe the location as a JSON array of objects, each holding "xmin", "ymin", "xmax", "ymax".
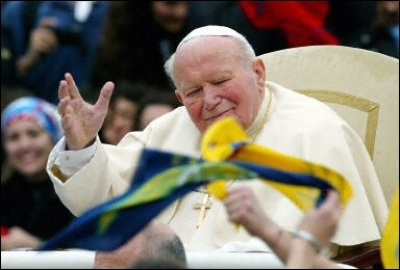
[{"xmin": 47, "ymin": 25, "xmax": 387, "ymax": 265}]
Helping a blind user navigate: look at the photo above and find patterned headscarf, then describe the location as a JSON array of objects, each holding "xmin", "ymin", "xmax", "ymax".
[{"xmin": 1, "ymin": 96, "xmax": 63, "ymax": 143}]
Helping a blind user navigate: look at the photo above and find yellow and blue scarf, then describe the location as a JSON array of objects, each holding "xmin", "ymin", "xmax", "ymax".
[{"xmin": 39, "ymin": 117, "xmax": 353, "ymax": 251}]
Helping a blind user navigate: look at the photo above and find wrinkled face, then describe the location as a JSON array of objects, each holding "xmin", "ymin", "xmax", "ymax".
[
  {"xmin": 103, "ymin": 97, "xmax": 138, "ymax": 145},
  {"xmin": 4, "ymin": 119, "xmax": 54, "ymax": 179},
  {"xmin": 173, "ymin": 36, "xmax": 266, "ymax": 133},
  {"xmin": 139, "ymin": 104, "xmax": 174, "ymax": 130},
  {"xmin": 151, "ymin": 1, "xmax": 188, "ymax": 33}
]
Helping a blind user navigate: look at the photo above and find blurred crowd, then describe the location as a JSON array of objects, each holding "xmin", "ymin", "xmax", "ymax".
[
  {"xmin": 2, "ymin": 1, "xmax": 398, "ymax": 107},
  {"xmin": 1, "ymin": 0, "xmax": 398, "ymax": 258}
]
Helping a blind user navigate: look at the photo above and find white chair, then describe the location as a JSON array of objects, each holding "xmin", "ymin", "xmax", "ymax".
[{"xmin": 258, "ymin": 45, "xmax": 399, "ymax": 268}]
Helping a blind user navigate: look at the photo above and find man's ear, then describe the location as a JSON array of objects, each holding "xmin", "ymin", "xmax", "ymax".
[
  {"xmin": 253, "ymin": 58, "xmax": 266, "ymax": 87},
  {"xmin": 175, "ymin": 90, "xmax": 183, "ymax": 104}
]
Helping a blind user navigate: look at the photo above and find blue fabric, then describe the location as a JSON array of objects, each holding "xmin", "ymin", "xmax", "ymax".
[
  {"xmin": 38, "ymin": 148, "xmax": 256, "ymax": 251},
  {"xmin": 38, "ymin": 148, "xmax": 349, "ymax": 251}
]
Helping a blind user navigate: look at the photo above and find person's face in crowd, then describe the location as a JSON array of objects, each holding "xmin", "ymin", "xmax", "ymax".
[
  {"xmin": 151, "ymin": 1, "xmax": 188, "ymax": 33},
  {"xmin": 103, "ymin": 97, "xmax": 138, "ymax": 145},
  {"xmin": 4, "ymin": 119, "xmax": 53, "ymax": 180},
  {"xmin": 139, "ymin": 104, "xmax": 175, "ymax": 130},
  {"xmin": 174, "ymin": 36, "xmax": 266, "ymax": 133},
  {"xmin": 377, "ymin": 1, "xmax": 399, "ymax": 26}
]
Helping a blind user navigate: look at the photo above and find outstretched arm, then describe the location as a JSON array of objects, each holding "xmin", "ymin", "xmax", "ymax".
[
  {"xmin": 223, "ymin": 186, "xmax": 342, "ymax": 269},
  {"xmin": 286, "ymin": 190, "xmax": 342, "ymax": 269},
  {"xmin": 57, "ymin": 73, "xmax": 114, "ymax": 150}
]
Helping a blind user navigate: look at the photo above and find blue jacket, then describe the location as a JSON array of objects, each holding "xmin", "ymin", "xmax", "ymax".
[{"xmin": 1, "ymin": 1, "xmax": 109, "ymax": 104}]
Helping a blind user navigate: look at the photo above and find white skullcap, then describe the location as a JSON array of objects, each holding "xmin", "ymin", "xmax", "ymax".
[{"xmin": 176, "ymin": 25, "xmax": 248, "ymax": 51}]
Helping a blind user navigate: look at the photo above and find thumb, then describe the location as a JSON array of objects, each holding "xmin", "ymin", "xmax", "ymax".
[{"xmin": 95, "ymin": 81, "xmax": 114, "ymax": 113}]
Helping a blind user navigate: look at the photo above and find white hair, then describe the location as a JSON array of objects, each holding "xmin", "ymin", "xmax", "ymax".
[{"xmin": 164, "ymin": 25, "xmax": 256, "ymax": 85}]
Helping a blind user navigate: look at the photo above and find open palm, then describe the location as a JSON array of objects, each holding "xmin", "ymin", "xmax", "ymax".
[{"xmin": 58, "ymin": 73, "xmax": 114, "ymax": 150}]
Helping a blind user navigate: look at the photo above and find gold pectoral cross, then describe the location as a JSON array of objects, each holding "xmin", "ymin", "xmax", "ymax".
[{"xmin": 194, "ymin": 193, "xmax": 212, "ymax": 228}]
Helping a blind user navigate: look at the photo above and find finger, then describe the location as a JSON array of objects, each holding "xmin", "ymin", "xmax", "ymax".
[
  {"xmin": 58, "ymin": 97, "xmax": 70, "ymax": 118},
  {"xmin": 322, "ymin": 190, "xmax": 341, "ymax": 218},
  {"xmin": 64, "ymin": 73, "xmax": 81, "ymax": 99},
  {"xmin": 95, "ymin": 81, "xmax": 114, "ymax": 111},
  {"xmin": 58, "ymin": 79, "xmax": 68, "ymax": 100},
  {"xmin": 325, "ymin": 190, "xmax": 340, "ymax": 207}
]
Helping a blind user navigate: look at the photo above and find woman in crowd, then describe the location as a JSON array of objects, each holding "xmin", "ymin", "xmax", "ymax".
[{"xmin": 1, "ymin": 96, "xmax": 75, "ymax": 250}]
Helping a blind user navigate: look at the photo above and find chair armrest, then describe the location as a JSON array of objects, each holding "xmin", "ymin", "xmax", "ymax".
[{"xmin": 333, "ymin": 245, "xmax": 382, "ymax": 269}]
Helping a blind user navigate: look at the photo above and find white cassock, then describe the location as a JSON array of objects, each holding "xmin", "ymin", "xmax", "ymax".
[{"xmin": 47, "ymin": 81, "xmax": 388, "ymax": 258}]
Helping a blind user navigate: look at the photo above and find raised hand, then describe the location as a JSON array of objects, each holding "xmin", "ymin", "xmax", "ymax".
[
  {"xmin": 223, "ymin": 185, "xmax": 275, "ymax": 237},
  {"xmin": 295, "ymin": 190, "xmax": 341, "ymax": 247},
  {"xmin": 16, "ymin": 17, "xmax": 59, "ymax": 75},
  {"xmin": 58, "ymin": 73, "xmax": 114, "ymax": 150}
]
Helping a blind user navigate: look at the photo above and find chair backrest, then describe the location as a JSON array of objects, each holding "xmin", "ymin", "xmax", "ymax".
[{"xmin": 258, "ymin": 45, "xmax": 399, "ymax": 206}]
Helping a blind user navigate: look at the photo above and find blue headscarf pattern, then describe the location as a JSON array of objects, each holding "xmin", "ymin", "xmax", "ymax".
[{"xmin": 1, "ymin": 96, "xmax": 63, "ymax": 143}]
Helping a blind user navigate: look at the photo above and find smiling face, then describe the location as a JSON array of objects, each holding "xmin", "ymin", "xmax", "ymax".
[
  {"xmin": 173, "ymin": 36, "xmax": 266, "ymax": 133},
  {"xmin": 4, "ymin": 119, "xmax": 54, "ymax": 181}
]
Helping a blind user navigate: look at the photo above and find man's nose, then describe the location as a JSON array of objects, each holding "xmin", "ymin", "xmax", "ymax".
[{"xmin": 203, "ymin": 86, "xmax": 222, "ymax": 110}]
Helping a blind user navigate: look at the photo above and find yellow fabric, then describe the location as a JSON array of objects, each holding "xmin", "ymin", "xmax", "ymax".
[
  {"xmin": 203, "ymin": 117, "xmax": 353, "ymax": 211},
  {"xmin": 381, "ymin": 186, "xmax": 399, "ymax": 269}
]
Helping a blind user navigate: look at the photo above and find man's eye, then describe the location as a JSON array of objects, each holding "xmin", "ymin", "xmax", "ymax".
[
  {"xmin": 216, "ymin": 79, "xmax": 228, "ymax": 85},
  {"xmin": 187, "ymin": 88, "xmax": 201, "ymax": 97}
]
